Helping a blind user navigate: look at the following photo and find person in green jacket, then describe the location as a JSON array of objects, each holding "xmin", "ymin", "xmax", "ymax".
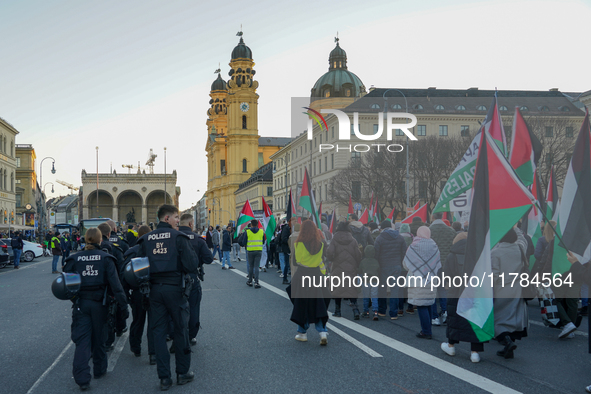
[{"xmin": 359, "ymin": 245, "xmax": 380, "ymax": 320}]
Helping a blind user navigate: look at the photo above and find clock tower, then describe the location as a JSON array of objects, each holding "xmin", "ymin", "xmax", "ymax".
[{"xmin": 226, "ymin": 32, "xmax": 259, "ymax": 186}]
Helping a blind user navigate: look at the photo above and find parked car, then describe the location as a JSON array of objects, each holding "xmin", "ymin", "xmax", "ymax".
[
  {"xmin": 0, "ymin": 240, "xmax": 10, "ymax": 268},
  {"xmin": 4, "ymin": 238, "xmax": 45, "ymax": 263}
]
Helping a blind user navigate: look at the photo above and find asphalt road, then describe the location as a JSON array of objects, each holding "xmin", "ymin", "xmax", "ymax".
[{"xmin": 1, "ymin": 252, "xmax": 590, "ymax": 394}]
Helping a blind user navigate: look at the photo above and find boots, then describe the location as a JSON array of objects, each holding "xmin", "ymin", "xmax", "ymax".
[
  {"xmin": 496, "ymin": 335, "xmax": 517, "ymax": 359},
  {"xmin": 352, "ymin": 306, "xmax": 360, "ymax": 320},
  {"xmin": 333, "ymin": 305, "xmax": 341, "ymax": 317}
]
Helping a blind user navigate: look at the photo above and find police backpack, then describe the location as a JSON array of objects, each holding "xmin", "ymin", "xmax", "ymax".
[{"xmin": 51, "ymin": 272, "xmax": 82, "ymax": 300}]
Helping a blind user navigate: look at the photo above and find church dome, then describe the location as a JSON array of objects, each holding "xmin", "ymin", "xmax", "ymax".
[
  {"xmin": 211, "ymin": 73, "xmax": 227, "ymax": 91},
  {"xmin": 231, "ymin": 37, "xmax": 252, "ymax": 60},
  {"xmin": 310, "ymin": 42, "xmax": 365, "ymax": 99}
]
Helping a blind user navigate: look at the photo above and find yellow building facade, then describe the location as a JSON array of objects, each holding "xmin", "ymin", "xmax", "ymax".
[{"xmin": 205, "ymin": 34, "xmax": 288, "ymax": 226}]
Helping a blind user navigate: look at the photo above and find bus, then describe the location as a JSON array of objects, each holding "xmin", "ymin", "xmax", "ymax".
[{"xmin": 79, "ymin": 218, "xmax": 112, "ymax": 237}]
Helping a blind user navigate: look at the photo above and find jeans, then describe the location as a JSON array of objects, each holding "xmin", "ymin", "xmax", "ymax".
[
  {"xmin": 297, "ymin": 321, "xmax": 327, "ymax": 333},
  {"xmin": 247, "ymin": 250, "xmax": 262, "ymax": 283},
  {"xmin": 431, "ymin": 290, "xmax": 448, "ymax": 318},
  {"xmin": 279, "ymin": 253, "xmax": 288, "ymax": 275},
  {"xmin": 212, "ymin": 245, "xmax": 221, "ymax": 260},
  {"xmin": 231, "ymin": 244, "xmax": 240, "ymax": 261},
  {"xmin": 222, "ymin": 250, "xmax": 232, "ymax": 268},
  {"xmin": 13, "ymin": 248, "xmax": 22, "ymax": 267},
  {"xmin": 362, "ymin": 284, "xmax": 378, "ymax": 312},
  {"xmin": 52, "ymin": 254, "xmax": 60, "ymax": 272},
  {"xmin": 417, "ymin": 305, "xmax": 434, "ymax": 336}
]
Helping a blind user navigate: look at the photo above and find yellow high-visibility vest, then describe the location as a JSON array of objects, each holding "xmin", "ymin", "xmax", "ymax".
[
  {"xmin": 51, "ymin": 237, "xmax": 60, "ymax": 249},
  {"xmin": 294, "ymin": 242, "xmax": 326, "ymax": 275},
  {"xmin": 246, "ymin": 229, "xmax": 264, "ymax": 251}
]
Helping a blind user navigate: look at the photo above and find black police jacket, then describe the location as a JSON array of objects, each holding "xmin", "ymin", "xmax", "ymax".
[
  {"xmin": 137, "ymin": 222, "xmax": 199, "ymax": 285},
  {"xmin": 64, "ymin": 249, "xmax": 128, "ymax": 306},
  {"xmin": 110, "ymin": 231, "xmax": 129, "ymax": 254},
  {"xmin": 100, "ymin": 236, "xmax": 125, "ymax": 274},
  {"xmin": 178, "ymin": 226, "xmax": 214, "ymax": 267}
]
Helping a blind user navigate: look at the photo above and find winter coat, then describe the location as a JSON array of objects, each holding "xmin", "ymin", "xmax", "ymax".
[
  {"xmin": 212, "ymin": 230, "xmax": 220, "ymax": 246},
  {"xmin": 288, "ymin": 224, "xmax": 301, "ymax": 276},
  {"xmin": 359, "ymin": 245, "xmax": 380, "ymax": 278},
  {"xmin": 403, "ymin": 238, "xmax": 440, "ymax": 306},
  {"xmin": 280, "ymin": 224, "xmax": 291, "ymax": 254},
  {"xmin": 222, "ymin": 230, "xmax": 232, "ymax": 251},
  {"xmin": 429, "ymin": 220, "xmax": 457, "ymax": 263},
  {"xmin": 326, "ymin": 230, "xmax": 362, "ymax": 299},
  {"xmin": 205, "ymin": 232, "xmax": 213, "ymax": 249},
  {"xmin": 534, "ymin": 236, "xmax": 548, "ymax": 261},
  {"xmin": 491, "ymin": 242, "xmax": 529, "ymax": 336},
  {"xmin": 374, "ymin": 228, "xmax": 407, "ymax": 277},
  {"xmin": 349, "ymin": 221, "xmax": 374, "ymax": 248},
  {"xmin": 401, "ymin": 233, "xmax": 413, "ymax": 248}
]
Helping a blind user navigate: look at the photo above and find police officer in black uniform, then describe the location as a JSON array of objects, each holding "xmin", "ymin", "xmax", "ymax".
[
  {"xmin": 63, "ymin": 228, "xmax": 128, "ymax": 391},
  {"xmin": 122, "ymin": 224, "xmax": 156, "ymax": 364},
  {"xmin": 137, "ymin": 204, "xmax": 199, "ymax": 390},
  {"xmin": 178, "ymin": 213, "xmax": 213, "ymax": 345}
]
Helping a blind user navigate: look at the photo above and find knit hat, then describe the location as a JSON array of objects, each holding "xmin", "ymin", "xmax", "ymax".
[
  {"xmin": 417, "ymin": 226, "xmax": 431, "ymax": 239},
  {"xmin": 379, "ymin": 220, "xmax": 392, "ymax": 229},
  {"xmin": 369, "ymin": 222, "xmax": 378, "ymax": 230},
  {"xmin": 400, "ymin": 223, "xmax": 411, "ymax": 233},
  {"xmin": 336, "ymin": 221, "xmax": 350, "ymax": 232}
]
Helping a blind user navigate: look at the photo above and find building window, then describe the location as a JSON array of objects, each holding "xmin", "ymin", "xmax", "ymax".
[
  {"xmin": 314, "ymin": 138, "xmax": 316, "ymax": 148},
  {"xmin": 267, "ymin": 187, "xmax": 273, "ymax": 196},
  {"xmin": 305, "ymin": 144, "xmax": 307, "ymax": 153},
  {"xmin": 413, "ymin": 104, "xmax": 424, "ymax": 110},
  {"xmin": 520, "ymin": 106, "xmax": 528, "ymax": 111},
  {"xmin": 391, "ymin": 104, "xmax": 402, "ymax": 110},
  {"xmin": 258, "ymin": 152, "xmax": 264, "ymax": 168},
  {"xmin": 242, "ymin": 115, "xmax": 247, "ymax": 129},
  {"xmin": 300, "ymin": 168, "xmax": 302, "ymax": 180},
  {"xmin": 16, "ymin": 157, "xmax": 20, "ymax": 168},
  {"xmin": 350, "ymin": 124, "xmax": 360, "ymax": 135},
  {"xmin": 417, "ymin": 125, "xmax": 426, "ymax": 136},
  {"xmin": 220, "ymin": 159, "xmax": 226, "ymax": 175},
  {"xmin": 477, "ymin": 105, "xmax": 487, "ymax": 111},
  {"xmin": 352, "ymin": 181, "xmax": 361, "ymax": 200},
  {"xmin": 331, "ymin": 154, "xmax": 334, "ymax": 169},
  {"xmin": 396, "ymin": 129, "xmax": 404, "ymax": 136},
  {"xmin": 300, "ymin": 147, "xmax": 302, "ymax": 156},
  {"xmin": 16, "ymin": 194, "xmax": 21, "ymax": 208},
  {"xmin": 324, "ymin": 156, "xmax": 327, "ymax": 172},
  {"xmin": 545, "ymin": 126, "xmax": 553, "ymax": 138},
  {"xmin": 419, "ymin": 181, "xmax": 427, "ymax": 198},
  {"xmin": 461, "ymin": 125, "xmax": 470, "ymax": 137},
  {"xmin": 500, "ymin": 105, "xmax": 508, "ymax": 111},
  {"xmin": 318, "ymin": 187, "xmax": 321, "ymax": 201},
  {"xmin": 351, "ymin": 152, "xmax": 361, "ymax": 168},
  {"xmin": 324, "ymin": 90, "xmax": 330, "ymax": 97},
  {"xmin": 434, "ymin": 104, "xmax": 445, "ymax": 111},
  {"xmin": 325, "ymin": 184, "xmax": 328, "ymax": 200},
  {"xmin": 560, "ymin": 106, "xmax": 571, "ymax": 112},
  {"xmin": 320, "ymin": 134, "xmax": 322, "ymax": 144},
  {"xmin": 566, "ymin": 126, "xmax": 574, "ymax": 137},
  {"xmin": 439, "ymin": 125, "xmax": 448, "ymax": 136},
  {"xmin": 331, "ymin": 126, "xmax": 334, "ymax": 139},
  {"xmin": 373, "ymin": 124, "xmax": 379, "ymax": 134},
  {"xmin": 10, "ymin": 172, "xmax": 13, "ymax": 192},
  {"xmin": 242, "ymin": 159, "xmax": 247, "ymax": 173},
  {"xmin": 318, "ymin": 159, "xmax": 322, "ymax": 174},
  {"xmin": 370, "ymin": 103, "xmax": 380, "ymax": 109},
  {"xmin": 540, "ymin": 106, "xmax": 549, "ymax": 112},
  {"xmin": 456, "ymin": 105, "xmax": 466, "ymax": 111},
  {"xmin": 313, "ymin": 162, "xmax": 316, "ymax": 175}
]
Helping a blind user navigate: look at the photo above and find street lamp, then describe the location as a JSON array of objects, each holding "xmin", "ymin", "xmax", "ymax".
[
  {"xmin": 383, "ymin": 89, "xmax": 410, "ymax": 212},
  {"xmin": 39, "ymin": 157, "xmax": 56, "ymax": 237},
  {"xmin": 164, "ymin": 147, "xmax": 167, "ymax": 205},
  {"xmin": 211, "ymin": 197, "xmax": 220, "ymax": 226},
  {"xmin": 43, "ymin": 182, "xmax": 55, "ymax": 194}
]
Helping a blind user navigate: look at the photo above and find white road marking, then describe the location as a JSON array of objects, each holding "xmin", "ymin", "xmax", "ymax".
[
  {"xmin": 528, "ymin": 319, "xmax": 588, "ymax": 337},
  {"xmin": 107, "ymin": 330, "xmax": 130, "ymax": 372},
  {"xmin": 223, "ymin": 260, "xmax": 521, "ymax": 394},
  {"xmin": 26, "ymin": 341, "xmax": 74, "ymax": 394},
  {"xmin": 328, "ymin": 316, "xmax": 521, "ymax": 394},
  {"xmin": 221, "ymin": 261, "xmax": 383, "ymax": 358},
  {"xmin": 0, "ymin": 259, "xmax": 49, "ymax": 276}
]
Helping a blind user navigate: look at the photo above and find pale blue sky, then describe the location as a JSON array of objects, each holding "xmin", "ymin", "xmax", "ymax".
[{"xmin": 1, "ymin": 0, "xmax": 589, "ymax": 209}]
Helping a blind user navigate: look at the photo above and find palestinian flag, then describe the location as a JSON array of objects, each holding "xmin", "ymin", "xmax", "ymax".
[
  {"xmin": 509, "ymin": 107, "xmax": 543, "ymax": 187},
  {"xmin": 457, "ymin": 129, "xmax": 535, "ymax": 342},
  {"xmin": 299, "ymin": 167, "xmax": 321, "ymax": 228},
  {"xmin": 235, "ymin": 199, "xmax": 255, "ymax": 237},
  {"xmin": 413, "ymin": 200, "xmax": 420, "ymax": 212},
  {"xmin": 401, "ymin": 203, "xmax": 427, "ymax": 224},
  {"xmin": 261, "ymin": 197, "xmax": 277, "ymax": 242},
  {"xmin": 372, "ymin": 197, "xmax": 380, "ymax": 222},
  {"xmin": 317, "ymin": 202, "xmax": 323, "ymax": 224},
  {"xmin": 359, "ymin": 208, "xmax": 369, "ymax": 225},
  {"xmin": 546, "ymin": 165, "xmax": 559, "ymax": 221},
  {"xmin": 387, "ymin": 207, "xmax": 396, "ymax": 221},
  {"xmin": 554, "ymin": 111, "xmax": 591, "ymax": 273},
  {"xmin": 368, "ymin": 192, "xmax": 374, "ymax": 219},
  {"xmin": 329, "ymin": 208, "xmax": 336, "ymax": 234},
  {"xmin": 347, "ymin": 196, "xmax": 354, "ymax": 221},
  {"xmin": 286, "ymin": 189, "xmax": 296, "ymax": 222},
  {"xmin": 484, "ymin": 93, "xmax": 507, "ymax": 156}
]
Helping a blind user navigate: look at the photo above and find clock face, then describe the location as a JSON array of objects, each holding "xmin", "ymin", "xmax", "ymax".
[
  {"xmin": 25, "ymin": 204, "xmax": 32, "ymax": 210},
  {"xmin": 240, "ymin": 102, "xmax": 249, "ymax": 112}
]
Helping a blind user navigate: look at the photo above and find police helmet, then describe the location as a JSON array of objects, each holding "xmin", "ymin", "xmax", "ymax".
[
  {"xmin": 123, "ymin": 257, "xmax": 150, "ymax": 288},
  {"xmin": 51, "ymin": 272, "xmax": 81, "ymax": 300}
]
